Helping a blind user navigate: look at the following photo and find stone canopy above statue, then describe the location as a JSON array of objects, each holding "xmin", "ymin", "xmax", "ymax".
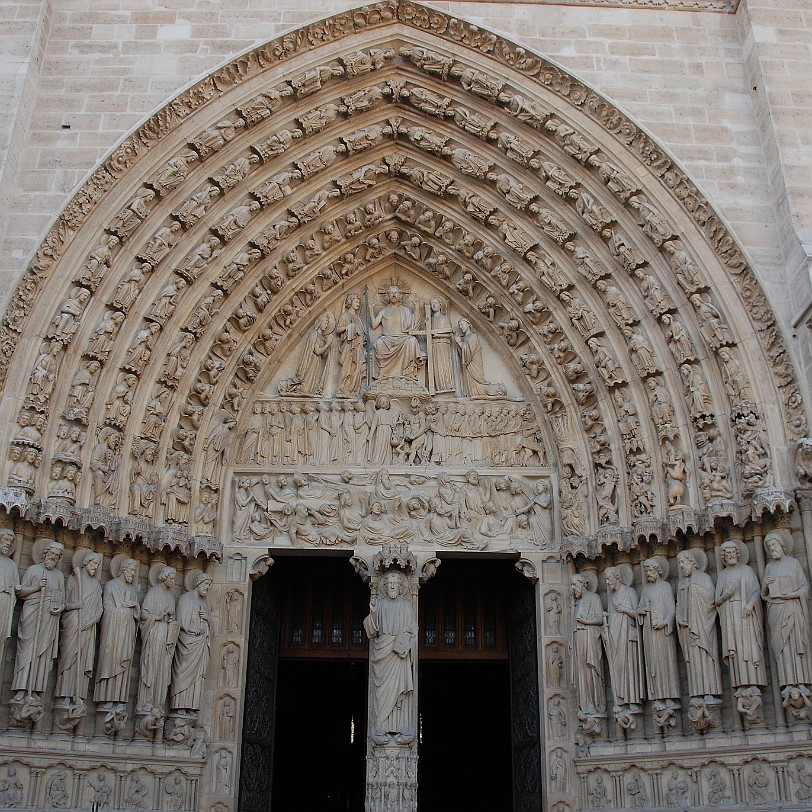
[{"xmin": 274, "ymin": 273, "xmax": 510, "ymax": 401}]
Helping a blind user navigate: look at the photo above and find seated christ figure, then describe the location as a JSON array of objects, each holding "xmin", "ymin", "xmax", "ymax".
[{"xmin": 371, "ymin": 285, "xmax": 421, "ymax": 380}]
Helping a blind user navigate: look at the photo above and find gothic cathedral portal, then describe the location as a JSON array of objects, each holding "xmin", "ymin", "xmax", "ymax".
[{"xmin": 0, "ymin": 3, "xmax": 810, "ymax": 811}]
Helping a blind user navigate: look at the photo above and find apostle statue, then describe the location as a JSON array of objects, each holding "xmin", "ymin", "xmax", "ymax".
[
  {"xmin": 95, "ymin": 556, "xmax": 140, "ymax": 733},
  {"xmin": 170, "ymin": 572, "xmax": 212, "ymax": 715},
  {"xmin": 55, "ymin": 550, "xmax": 103, "ymax": 726},
  {"xmin": 0, "ymin": 530, "xmax": 20, "ymax": 680},
  {"xmin": 571, "ymin": 572, "xmax": 605, "ymax": 736},
  {"xmin": 762, "ymin": 530, "xmax": 812, "ymax": 689},
  {"xmin": 11, "ymin": 539, "xmax": 65, "ymax": 723},
  {"xmin": 603, "ymin": 565, "xmax": 644, "ymax": 728},
  {"xmin": 136, "ymin": 565, "xmax": 179, "ymax": 732},
  {"xmin": 364, "ymin": 570, "xmax": 417, "ymax": 745},
  {"xmin": 675, "ymin": 548, "xmax": 721, "ymax": 697},
  {"xmin": 371, "ymin": 285, "xmax": 421, "ymax": 380},
  {"xmin": 455, "ymin": 318, "xmax": 507, "ymax": 398},
  {"xmin": 638, "ymin": 557, "xmax": 680, "ymax": 726},
  {"xmin": 675, "ymin": 549, "xmax": 721, "ymax": 730},
  {"xmin": 715, "ymin": 539, "xmax": 765, "ymax": 720}
]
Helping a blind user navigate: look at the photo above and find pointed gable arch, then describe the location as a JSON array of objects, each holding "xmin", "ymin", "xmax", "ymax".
[{"xmin": 0, "ymin": 0, "xmax": 805, "ymax": 557}]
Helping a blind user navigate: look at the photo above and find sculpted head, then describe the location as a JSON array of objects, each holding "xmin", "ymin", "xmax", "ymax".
[
  {"xmin": 194, "ymin": 572, "xmax": 213, "ymax": 597},
  {"xmin": 383, "ymin": 570, "xmax": 407, "ymax": 600},
  {"xmin": 643, "ymin": 558, "xmax": 663, "ymax": 583},
  {"xmin": 720, "ymin": 540, "xmax": 740, "ymax": 567},
  {"xmin": 82, "ymin": 551, "xmax": 102, "ymax": 577},
  {"xmin": 765, "ymin": 530, "xmax": 790, "ymax": 559},
  {"xmin": 158, "ymin": 566, "xmax": 177, "ymax": 589},
  {"xmin": 386, "ymin": 285, "xmax": 402, "ymax": 304},
  {"xmin": 570, "ymin": 574, "xmax": 587, "ymax": 598},
  {"xmin": 120, "ymin": 558, "xmax": 138, "ymax": 583},
  {"xmin": 43, "ymin": 542, "xmax": 64, "ymax": 569},
  {"xmin": 604, "ymin": 566, "xmax": 622, "ymax": 591},
  {"xmin": 0, "ymin": 530, "xmax": 14, "ymax": 556},
  {"xmin": 677, "ymin": 550, "xmax": 698, "ymax": 578}
]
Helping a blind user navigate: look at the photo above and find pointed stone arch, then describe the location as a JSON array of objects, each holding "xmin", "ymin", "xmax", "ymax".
[
  {"xmin": 0, "ymin": 5, "xmax": 811, "ymax": 812},
  {"xmin": 0, "ymin": 1, "xmax": 804, "ymax": 556}
]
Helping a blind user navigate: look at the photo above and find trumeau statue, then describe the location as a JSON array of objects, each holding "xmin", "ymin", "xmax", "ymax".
[{"xmin": 364, "ymin": 570, "xmax": 417, "ymax": 745}]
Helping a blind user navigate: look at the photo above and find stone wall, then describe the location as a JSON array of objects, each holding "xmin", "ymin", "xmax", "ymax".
[{"xmin": 0, "ymin": 0, "xmax": 810, "ymax": 390}]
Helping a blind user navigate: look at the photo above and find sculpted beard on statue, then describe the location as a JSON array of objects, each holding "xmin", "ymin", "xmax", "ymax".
[
  {"xmin": 371, "ymin": 285, "xmax": 421, "ymax": 380},
  {"xmin": 364, "ymin": 571, "xmax": 417, "ymax": 745}
]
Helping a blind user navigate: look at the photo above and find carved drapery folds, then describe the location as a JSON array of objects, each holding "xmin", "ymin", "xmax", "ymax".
[
  {"xmin": 0, "ymin": 531, "xmax": 214, "ymax": 749},
  {"xmin": 570, "ymin": 519, "xmax": 812, "ymax": 808}
]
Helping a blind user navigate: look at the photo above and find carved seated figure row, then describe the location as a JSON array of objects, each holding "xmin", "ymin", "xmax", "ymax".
[
  {"xmin": 570, "ymin": 530, "xmax": 810, "ymax": 738},
  {"xmin": 232, "ymin": 470, "xmax": 552, "ymax": 550},
  {"xmin": 238, "ymin": 396, "xmax": 544, "ymax": 469},
  {"xmin": 0, "ymin": 530, "xmax": 211, "ymax": 742}
]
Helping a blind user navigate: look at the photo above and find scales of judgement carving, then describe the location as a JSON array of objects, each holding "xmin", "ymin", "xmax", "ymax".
[{"xmin": 227, "ymin": 273, "xmax": 553, "ymax": 553}]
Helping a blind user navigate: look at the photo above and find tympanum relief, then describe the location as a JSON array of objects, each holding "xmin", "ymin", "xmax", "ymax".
[{"xmin": 226, "ymin": 274, "xmax": 552, "ymax": 554}]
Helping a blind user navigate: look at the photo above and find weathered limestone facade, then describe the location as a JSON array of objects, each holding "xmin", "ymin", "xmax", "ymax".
[{"xmin": 0, "ymin": 1, "xmax": 810, "ymax": 810}]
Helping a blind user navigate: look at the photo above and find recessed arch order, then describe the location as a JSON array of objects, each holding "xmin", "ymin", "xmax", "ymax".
[{"xmin": 0, "ymin": 0, "xmax": 806, "ymax": 558}]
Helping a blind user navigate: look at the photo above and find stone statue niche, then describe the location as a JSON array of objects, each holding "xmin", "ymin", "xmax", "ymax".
[{"xmin": 274, "ymin": 274, "xmax": 511, "ymax": 403}]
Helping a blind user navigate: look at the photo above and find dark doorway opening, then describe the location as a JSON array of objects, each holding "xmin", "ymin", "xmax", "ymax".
[
  {"xmin": 418, "ymin": 660, "xmax": 513, "ymax": 811},
  {"xmin": 417, "ymin": 558, "xmax": 516, "ymax": 812},
  {"xmin": 271, "ymin": 658, "xmax": 368, "ymax": 812},
  {"xmin": 240, "ymin": 555, "xmax": 371, "ymax": 812}
]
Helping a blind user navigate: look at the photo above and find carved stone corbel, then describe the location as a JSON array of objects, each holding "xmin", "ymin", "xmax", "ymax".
[{"xmin": 249, "ymin": 553, "xmax": 274, "ymax": 581}]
